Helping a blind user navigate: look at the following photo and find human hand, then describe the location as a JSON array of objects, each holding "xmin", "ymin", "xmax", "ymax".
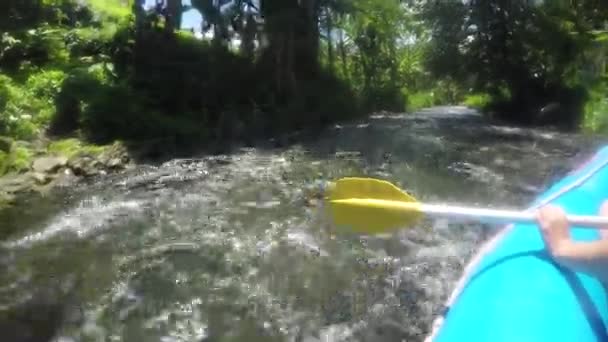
[{"xmin": 536, "ymin": 204, "xmax": 572, "ymax": 256}]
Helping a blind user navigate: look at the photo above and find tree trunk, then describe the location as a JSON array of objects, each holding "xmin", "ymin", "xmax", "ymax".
[
  {"xmin": 240, "ymin": 13, "xmax": 257, "ymax": 59},
  {"xmin": 261, "ymin": 0, "xmax": 319, "ymax": 94},
  {"xmin": 339, "ymin": 27, "xmax": 347, "ymax": 77},
  {"xmin": 299, "ymin": 0, "xmax": 320, "ymax": 76},
  {"xmin": 326, "ymin": 8, "xmax": 334, "ymax": 71},
  {"xmin": 133, "ymin": 0, "xmax": 146, "ymax": 34},
  {"xmin": 166, "ymin": 0, "xmax": 183, "ymax": 32},
  {"xmin": 389, "ymin": 42, "xmax": 398, "ymax": 88}
]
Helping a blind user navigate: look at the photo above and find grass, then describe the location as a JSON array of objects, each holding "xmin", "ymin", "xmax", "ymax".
[
  {"xmin": 405, "ymin": 80, "xmax": 467, "ymax": 112},
  {"xmin": 0, "ymin": 139, "xmax": 33, "ymax": 176},
  {"xmin": 462, "ymin": 93, "xmax": 492, "ymax": 110},
  {"xmin": 10, "ymin": 144, "xmax": 34, "ymax": 173},
  {"xmin": 47, "ymin": 138, "xmax": 106, "ymax": 159},
  {"xmin": 406, "ymin": 91, "xmax": 438, "ymax": 112}
]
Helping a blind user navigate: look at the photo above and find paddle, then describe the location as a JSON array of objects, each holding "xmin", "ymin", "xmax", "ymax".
[{"xmin": 325, "ymin": 177, "xmax": 608, "ymax": 234}]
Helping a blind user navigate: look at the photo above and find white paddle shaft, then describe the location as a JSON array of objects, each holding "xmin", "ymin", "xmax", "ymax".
[{"xmin": 420, "ymin": 204, "xmax": 608, "ymax": 229}]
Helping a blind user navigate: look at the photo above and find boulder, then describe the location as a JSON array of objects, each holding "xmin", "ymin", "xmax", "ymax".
[
  {"xmin": 68, "ymin": 155, "xmax": 99, "ymax": 177},
  {"xmin": 107, "ymin": 158, "xmax": 124, "ymax": 169},
  {"xmin": 0, "ymin": 173, "xmax": 35, "ymax": 194},
  {"xmin": 31, "ymin": 172, "xmax": 53, "ymax": 185},
  {"xmin": 54, "ymin": 168, "xmax": 79, "ymax": 188},
  {"xmin": 32, "ymin": 156, "xmax": 68, "ymax": 174}
]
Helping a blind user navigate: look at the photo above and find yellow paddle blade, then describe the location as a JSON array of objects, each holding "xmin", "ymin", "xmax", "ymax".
[{"xmin": 326, "ymin": 177, "xmax": 425, "ymax": 234}]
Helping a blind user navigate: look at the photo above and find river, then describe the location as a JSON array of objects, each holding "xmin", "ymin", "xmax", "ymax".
[{"xmin": 1, "ymin": 106, "xmax": 606, "ymax": 342}]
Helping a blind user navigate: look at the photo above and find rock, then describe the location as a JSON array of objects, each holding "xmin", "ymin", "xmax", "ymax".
[
  {"xmin": 54, "ymin": 168, "xmax": 79, "ymax": 188},
  {"xmin": 0, "ymin": 136, "xmax": 12, "ymax": 153},
  {"xmin": 68, "ymin": 155, "xmax": 98, "ymax": 177},
  {"xmin": 31, "ymin": 172, "xmax": 53, "ymax": 185},
  {"xmin": 0, "ymin": 192, "xmax": 16, "ymax": 207},
  {"xmin": 32, "ymin": 156, "xmax": 68, "ymax": 174},
  {"xmin": 0, "ymin": 288, "xmax": 71, "ymax": 342},
  {"xmin": 107, "ymin": 158, "xmax": 124, "ymax": 169},
  {"xmin": 0, "ymin": 173, "xmax": 35, "ymax": 194},
  {"xmin": 0, "ymin": 172, "xmax": 35, "ymax": 207}
]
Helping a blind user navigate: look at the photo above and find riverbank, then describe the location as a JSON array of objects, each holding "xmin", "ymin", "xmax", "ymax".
[
  {"xmin": 0, "ymin": 127, "xmax": 321, "ymax": 210},
  {"xmin": 0, "ymin": 137, "xmax": 132, "ymax": 208},
  {"xmin": 0, "ymin": 105, "xmax": 600, "ymax": 210}
]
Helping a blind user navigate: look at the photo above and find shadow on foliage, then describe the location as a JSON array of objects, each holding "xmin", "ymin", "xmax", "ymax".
[
  {"xmin": 48, "ymin": 25, "xmax": 362, "ymax": 162},
  {"xmin": 485, "ymin": 81, "xmax": 588, "ymax": 131}
]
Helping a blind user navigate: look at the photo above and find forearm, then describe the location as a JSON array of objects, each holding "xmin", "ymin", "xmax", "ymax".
[
  {"xmin": 557, "ymin": 239, "xmax": 608, "ymax": 260},
  {"xmin": 553, "ymin": 239, "xmax": 608, "ymax": 281}
]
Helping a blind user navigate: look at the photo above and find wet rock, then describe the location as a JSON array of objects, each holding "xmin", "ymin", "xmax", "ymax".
[
  {"xmin": 0, "ymin": 173, "xmax": 35, "ymax": 194},
  {"xmin": 62, "ymin": 141, "xmax": 131, "ymax": 177},
  {"xmin": 31, "ymin": 172, "xmax": 53, "ymax": 185},
  {"xmin": 54, "ymin": 168, "xmax": 79, "ymax": 188},
  {"xmin": 107, "ymin": 158, "xmax": 124, "ymax": 169},
  {"xmin": 0, "ymin": 283, "xmax": 75, "ymax": 342},
  {"xmin": 0, "ymin": 173, "xmax": 35, "ymax": 207},
  {"xmin": 0, "ymin": 192, "xmax": 15, "ymax": 205},
  {"xmin": 99, "ymin": 143, "xmax": 130, "ymax": 170},
  {"xmin": 32, "ymin": 156, "xmax": 68, "ymax": 174},
  {"xmin": 68, "ymin": 154, "xmax": 98, "ymax": 177}
]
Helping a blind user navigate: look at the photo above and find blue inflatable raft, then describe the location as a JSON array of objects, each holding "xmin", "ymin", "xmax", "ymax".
[{"xmin": 429, "ymin": 146, "xmax": 608, "ymax": 342}]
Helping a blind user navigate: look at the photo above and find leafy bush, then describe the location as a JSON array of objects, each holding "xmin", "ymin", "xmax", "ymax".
[
  {"xmin": 404, "ymin": 78, "xmax": 467, "ymax": 112},
  {"xmin": 0, "ymin": 26, "xmax": 71, "ymax": 73},
  {"xmin": 0, "ymin": 143, "xmax": 35, "ymax": 175},
  {"xmin": 272, "ymin": 69, "xmax": 363, "ymax": 131},
  {"xmin": 582, "ymin": 81, "xmax": 608, "ymax": 133},
  {"xmin": 462, "ymin": 93, "xmax": 492, "ymax": 110},
  {"xmin": 65, "ymin": 18, "xmax": 127, "ymax": 59},
  {"xmin": 0, "ymin": 72, "xmax": 65, "ymax": 140},
  {"xmin": 361, "ymin": 86, "xmax": 406, "ymax": 112},
  {"xmin": 51, "ymin": 66, "xmax": 103, "ymax": 135},
  {"xmin": 25, "ymin": 69, "xmax": 66, "ymax": 101},
  {"xmin": 1, "ymin": 0, "xmax": 95, "ymax": 31},
  {"xmin": 52, "ymin": 65, "xmax": 204, "ymax": 144},
  {"xmin": 10, "ymin": 144, "xmax": 34, "ymax": 172},
  {"xmin": 86, "ymin": 0, "xmax": 132, "ymax": 23},
  {"xmin": 406, "ymin": 91, "xmax": 437, "ymax": 112},
  {"xmin": 1, "ymin": 0, "xmax": 369, "ymax": 150},
  {"xmin": 0, "ymin": 151, "xmax": 8, "ymax": 175}
]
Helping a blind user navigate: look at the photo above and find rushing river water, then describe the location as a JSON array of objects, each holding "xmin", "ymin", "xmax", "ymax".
[{"xmin": 1, "ymin": 106, "xmax": 607, "ymax": 342}]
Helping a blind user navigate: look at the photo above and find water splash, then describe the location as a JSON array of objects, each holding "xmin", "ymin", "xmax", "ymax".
[{"xmin": 1, "ymin": 107, "xmax": 605, "ymax": 342}]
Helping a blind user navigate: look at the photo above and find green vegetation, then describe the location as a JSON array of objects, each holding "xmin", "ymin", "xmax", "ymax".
[
  {"xmin": 462, "ymin": 93, "xmax": 493, "ymax": 111},
  {"xmin": 421, "ymin": 0, "xmax": 608, "ymax": 129},
  {"xmin": 0, "ymin": 143, "xmax": 34, "ymax": 174},
  {"xmin": 47, "ymin": 138, "xmax": 105, "ymax": 159},
  {"xmin": 1, "ymin": 0, "xmax": 608, "ymax": 177},
  {"xmin": 10, "ymin": 144, "xmax": 34, "ymax": 172}
]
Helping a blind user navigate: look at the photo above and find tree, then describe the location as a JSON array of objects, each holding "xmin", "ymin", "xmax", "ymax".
[
  {"xmin": 166, "ymin": 0, "xmax": 183, "ymax": 32},
  {"xmin": 423, "ymin": 0, "xmax": 608, "ymax": 128}
]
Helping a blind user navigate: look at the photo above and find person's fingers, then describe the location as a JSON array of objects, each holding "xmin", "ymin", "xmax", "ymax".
[
  {"xmin": 536, "ymin": 208, "xmax": 546, "ymax": 227},
  {"xmin": 536, "ymin": 205, "xmax": 554, "ymax": 228},
  {"xmin": 541, "ymin": 205, "xmax": 566, "ymax": 222},
  {"xmin": 536, "ymin": 208, "xmax": 551, "ymax": 245},
  {"xmin": 536, "ymin": 204, "xmax": 567, "ymax": 238},
  {"xmin": 599, "ymin": 201, "xmax": 608, "ymax": 239},
  {"xmin": 534, "ymin": 208, "xmax": 542, "ymax": 222},
  {"xmin": 600, "ymin": 201, "xmax": 608, "ymax": 216}
]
